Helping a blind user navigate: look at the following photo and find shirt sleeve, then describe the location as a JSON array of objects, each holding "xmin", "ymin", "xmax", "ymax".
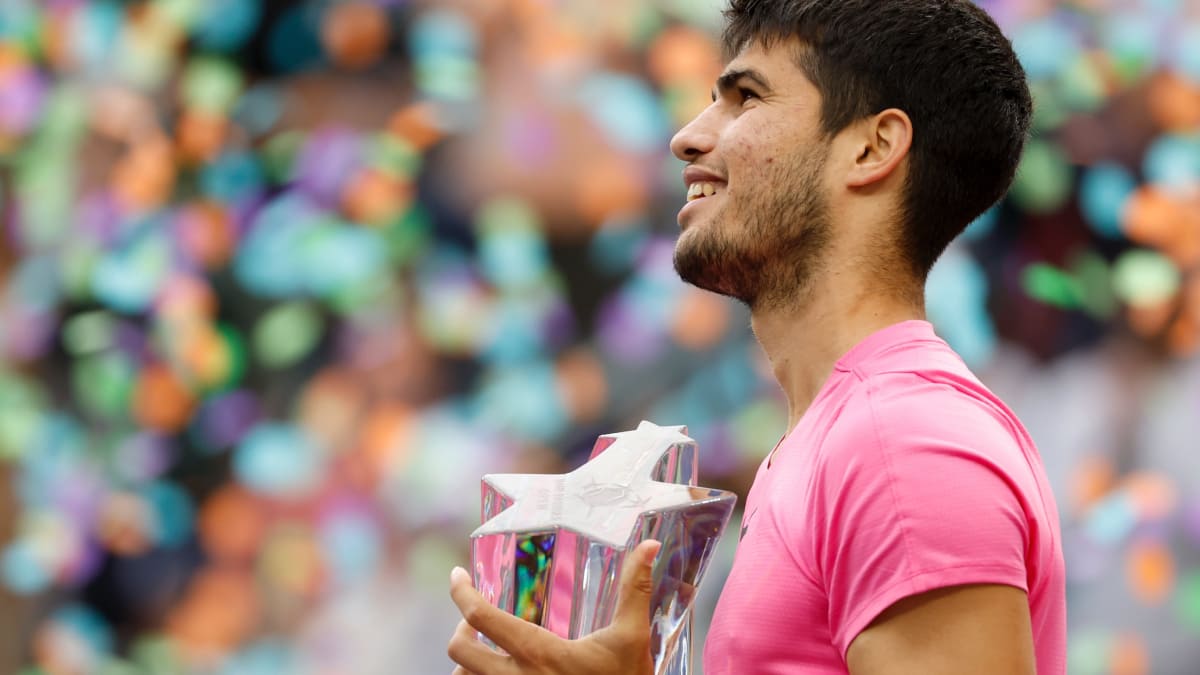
[{"xmin": 813, "ymin": 375, "xmax": 1034, "ymax": 659}]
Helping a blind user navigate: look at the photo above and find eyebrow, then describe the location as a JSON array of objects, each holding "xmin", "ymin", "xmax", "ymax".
[{"xmin": 712, "ymin": 68, "xmax": 773, "ymax": 100}]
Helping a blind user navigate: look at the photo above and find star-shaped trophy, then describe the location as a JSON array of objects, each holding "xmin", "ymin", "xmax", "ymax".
[{"xmin": 471, "ymin": 421, "xmax": 737, "ymax": 675}]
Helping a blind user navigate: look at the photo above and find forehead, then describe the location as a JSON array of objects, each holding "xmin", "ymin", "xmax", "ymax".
[{"xmin": 722, "ymin": 38, "xmax": 819, "ymax": 96}]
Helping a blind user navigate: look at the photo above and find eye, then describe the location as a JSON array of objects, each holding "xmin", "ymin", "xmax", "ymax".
[{"xmin": 737, "ymin": 87, "xmax": 760, "ymax": 103}]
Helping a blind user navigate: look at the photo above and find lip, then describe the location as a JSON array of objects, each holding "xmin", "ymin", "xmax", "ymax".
[{"xmin": 682, "ymin": 165, "xmax": 726, "ymax": 188}]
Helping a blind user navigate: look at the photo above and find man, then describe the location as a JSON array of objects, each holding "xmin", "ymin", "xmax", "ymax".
[{"xmin": 447, "ymin": 1, "xmax": 1067, "ymax": 673}]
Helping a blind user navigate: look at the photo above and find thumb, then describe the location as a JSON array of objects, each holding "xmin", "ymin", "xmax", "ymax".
[{"xmin": 612, "ymin": 539, "xmax": 662, "ymax": 628}]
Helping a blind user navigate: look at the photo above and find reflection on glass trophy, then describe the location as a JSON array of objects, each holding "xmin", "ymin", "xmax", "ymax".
[{"xmin": 471, "ymin": 421, "xmax": 738, "ymax": 675}]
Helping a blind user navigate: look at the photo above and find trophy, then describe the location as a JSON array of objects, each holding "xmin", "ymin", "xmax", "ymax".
[{"xmin": 471, "ymin": 421, "xmax": 738, "ymax": 674}]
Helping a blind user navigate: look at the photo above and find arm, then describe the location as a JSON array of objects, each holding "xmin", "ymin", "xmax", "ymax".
[
  {"xmin": 846, "ymin": 583, "xmax": 1037, "ymax": 675},
  {"xmin": 447, "ymin": 539, "xmax": 661, "ymax": 675}
]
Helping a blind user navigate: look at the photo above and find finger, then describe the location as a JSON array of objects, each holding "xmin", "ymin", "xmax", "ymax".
[
  {"xmin": 449, "ymin": 566, "xmax": 544, "ymax": 657},
  {"xmin": 612, "ymin": 539, "xmax": 662, "ymax": 629},
  {"xmin": 447, "ymin": 619, "xmax": 510, "ymax": 675}
]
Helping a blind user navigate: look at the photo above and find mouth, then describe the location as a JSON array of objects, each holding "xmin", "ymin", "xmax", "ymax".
[{"xmin": 686, "ymin": 181, "xmax": 723, "ymax": 202}]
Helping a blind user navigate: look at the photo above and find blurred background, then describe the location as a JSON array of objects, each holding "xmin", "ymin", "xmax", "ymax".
[{"xmin": 1, "ymin": 0, "xmax": 1199, "ymax": 673}]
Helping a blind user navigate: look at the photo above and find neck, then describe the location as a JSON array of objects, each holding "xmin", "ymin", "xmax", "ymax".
[{"xmin": 750, "ymin": 272, "xmax": 926, "ymax": 433}]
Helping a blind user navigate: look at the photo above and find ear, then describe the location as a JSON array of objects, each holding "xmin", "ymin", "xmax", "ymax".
[{"xmin": 845, "ymin": 108, "xmax": 912, "ymax": 188}]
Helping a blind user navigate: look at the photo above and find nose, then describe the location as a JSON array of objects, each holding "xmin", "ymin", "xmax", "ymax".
[{"xmin": 670, "ymin": 104, "xmax": 719, "ymax": 162}]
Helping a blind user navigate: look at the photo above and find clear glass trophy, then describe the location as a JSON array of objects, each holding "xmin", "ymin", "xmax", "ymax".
[{"xmin": 471, "ymin": 421, "xmax": 737, "ymax": 674}]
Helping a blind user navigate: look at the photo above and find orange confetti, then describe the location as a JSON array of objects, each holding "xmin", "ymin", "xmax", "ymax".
[
  {"xmin": 1110, "ymin": 633, "xmax": 1150, "ymax": 675},
  {"xmin": 1126, "ymin": 539, "xmax": 1174, "ymax": 605},
  {"xmin": 388, "ymin": 103, "xmax": 444, "ymax": 151},
  {"xmin": 321, "ymin": 2, "xmax": 390, "ymax": 70},
  {"xmin": 671, "ymin": 287, "xmax": 732, "ymax": 351},
  {"xmin": 176, "ymin": 201, "xmax": 237, "ymax": 269},
  {"xmin": 96, "ymin": 492, "xmax": 153, "ymax": 557},
  {"xmin": 167, "ymin": 566, "xmax": 261, "ymax": 660},
  {"xmin": 0, "ymin": 42, "xmax": 28, "ymax": 71},
  {"xmin": 357, "ymin": 401, "xmax": 416, "ymax": 480},
  {"xmin": 260, "ymin": 524, "xmax": 325, "ymax": 597},
  {"xmin": 198, "ymin": 486, "xmax": 268, "ymax": 563},
  {"xmin": 525, "ymin": 18, "xmax": 587, "ymax": 68},
  {"xmin": 555, "ymin": 347, "xmax": 608, "ymax": 423},
  {"xmin": 1124, "ymin": 472, "xmax": 1178, "ymax": 520},
  {"xmin": 1147, "ymin": 71, "xmax": 1200, "ymax": 132},
  {"xmin": 297, "ymin": 368, "xmax": 367, "ymax": 453},
  {"xmin": 111, "ymin": 135, "xmax": 177, "ymax": 212},
  {"xmin": 1069, "ymin": 456, "xmax": 1115, "ymax": 515},
  {"xmin": 132, "ymin": 363, "xmax": 196, "ymax": 432},
  {"xmin": 1165, "ymin": 314, "xmax": 1200, "ymax": 357},
  {"xmin": 157, "ymin": 275, "xmax": 219, "ymax": 322},
  {"xmin": 571, "ymin": 154, "xmax": 649, "ymax": 227},
  {"xmin": 89, "ymin": 86, "xmax": 159, "ymax": 142},
  {"xmin": 647, "ymin": 25, "xmax": 721, "ymax": 87},
  {"xmin": 1123, "ymin": 187, "xmax": 1200, "ymax": 267},
  {"xmin": 177, "ymin": 323, "xmax": 234, "ymax": 389},
  {"xmin": 40, "ymin": 6, "xmax": 78, "ymax": 73},
  {"xmin": 1125, "ymin": 299, "xmax": 1175, "ymax": 339},
  {"xmin": 342, "ymin": 168, "xmax": 413, "ymax": 226},
  {"xmin": 176, "ymin": 109, "xmax": 229, "ymax": 164}
]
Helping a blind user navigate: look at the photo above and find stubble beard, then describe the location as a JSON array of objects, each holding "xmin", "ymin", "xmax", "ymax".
[{"xmin": 673, "ymin": 147, "xmax": 832, "ymax": 313}]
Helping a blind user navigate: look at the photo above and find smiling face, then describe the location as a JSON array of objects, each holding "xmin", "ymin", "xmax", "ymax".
[{"xmin": 670, "ymin": 40, "xmax": 833, "ymax": 311}]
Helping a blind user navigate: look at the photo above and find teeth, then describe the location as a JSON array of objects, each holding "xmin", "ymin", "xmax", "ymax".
[{"xmin": 687, "ymin": 182, "xmax": 720, "ymax": 202}]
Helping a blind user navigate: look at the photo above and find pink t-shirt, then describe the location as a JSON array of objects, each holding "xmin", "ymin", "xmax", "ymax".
[{"xmin": 703, "ymin": 321, "xmax": 1066, "ymax": 674}]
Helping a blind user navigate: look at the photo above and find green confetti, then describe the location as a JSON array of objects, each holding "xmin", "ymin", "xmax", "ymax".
[
  {"xmin": 1060, "ymin": 55, "xmax": 1106, "ymax": 112},
  {"xmin": 475, "ymin": 196, "xmax": 542, "ymax": 236},
  {"xmin": 181, "ymin": 56, "xmax": 244, "ymax": 114},
  {"xmin": 253, "ymin": 302, "xmax": 323, "ymax": 369},
  {"xmin": 1029, "ymin": 81, "xmax": 1069, "ymax": 133},
  {"xmin": 0, "ymin": 371, "xmax": 47, "ymax": 462},
  {"xmin": 1113, "ymin": 249, "xmax": 1180, "ymax": 307},
  {"xmin": 385, "ymin": 205, "xmax": 433, "ymax": 266},
  {"xmin": 262, "ymin": 130, "xmax": 306, "ymax": 184},
  {"xmin": 1022, "ymin": 263, "xmax": 1083, "ymax": 310},
  {"xmin": 130, "ymin": 634, "xmax": 181, "ymax": 673},
  {"xmin": 415, "ymin": 57, "xmax": 480, "ymax": 102},
  {"xmin": 1010, "ymin": 139, "xmax": 1073, "ymax": 213},
  {"xmin": 1070, "ymin": 251, "xmax": 1118, "ymax": 319},
  {"xmin": 1176, "ymin": 571, "xmax": 1200, "ymax": 633},
  {"xmin": 731, "ymin": 398, "xmax": 788, "ymax": 461},
  {"xmin": 1066, "ymin": 630, "xmax": 1110, "ymax": 675},
  {"xmin": 365, "ymin": 133, "xmax": 423, "ymax": 178},
  {"xmin": 63, "ymin": 311, "xmax": 118, "ymax": 356},
  {"xmin": 72, "ymin": 352, "xmax": 136, "ymax": 421}
]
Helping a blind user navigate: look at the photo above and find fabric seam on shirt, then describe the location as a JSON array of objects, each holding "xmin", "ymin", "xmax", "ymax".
[
  {"xmin": 834, "ymin": 337, "xmax": 944, "ymax": 373},
  {"xmin": 865, "ymin": 372, "xmax": 916, "ymax": 583},
  {"xmin": 904, "ymin": 368, "xmax": 1053, "ymax": 565}
]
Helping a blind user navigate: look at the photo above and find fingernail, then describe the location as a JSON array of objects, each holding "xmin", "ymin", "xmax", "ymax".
[
  {"xmin": 645, "ymin": 540, "xmax": 662, "ymax": 563},
  {"xmin": 450, "ymin": 566, "xmax": 470, "ymax": 584}
]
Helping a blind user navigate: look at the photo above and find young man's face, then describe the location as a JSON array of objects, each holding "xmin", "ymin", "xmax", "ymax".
[{"xmin": 670, "ymin": 39, "xmax": 834, "ymax": 310}]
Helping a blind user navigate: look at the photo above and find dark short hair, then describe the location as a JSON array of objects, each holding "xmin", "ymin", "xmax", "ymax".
[{"xmin": 722, "ymin": 0, "xmax": 1032, "ymax": 277}]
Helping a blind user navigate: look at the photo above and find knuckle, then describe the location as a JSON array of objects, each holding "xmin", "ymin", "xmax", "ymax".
[
  {"xmin": 515, "ymin": 634, "xmax": 554, "ymax": 667},
  {"xmin": 462, "ymin": 603, "xmax": 485, "ymax": 626},
  {"xmin": 635, "ymin": 576, "xmax": 654, "ymax": 596},
  {"xmin": 616, "ymin": 624, "xmax": 651, "ymax": 651}
]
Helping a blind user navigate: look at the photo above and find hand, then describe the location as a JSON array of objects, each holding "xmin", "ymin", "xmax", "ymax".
[{"xmin": 447, "ymin": 539, "xmax": 663, "ymax": 675}]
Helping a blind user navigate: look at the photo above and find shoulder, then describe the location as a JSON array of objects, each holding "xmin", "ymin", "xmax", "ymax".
[
  {"xmin": 824, "ymin": 366, "xmax": 1026, "ymax": 467},
  {"xmin": 811, "ymin": 368, "xmax": 1037, "ymax": 538}
]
